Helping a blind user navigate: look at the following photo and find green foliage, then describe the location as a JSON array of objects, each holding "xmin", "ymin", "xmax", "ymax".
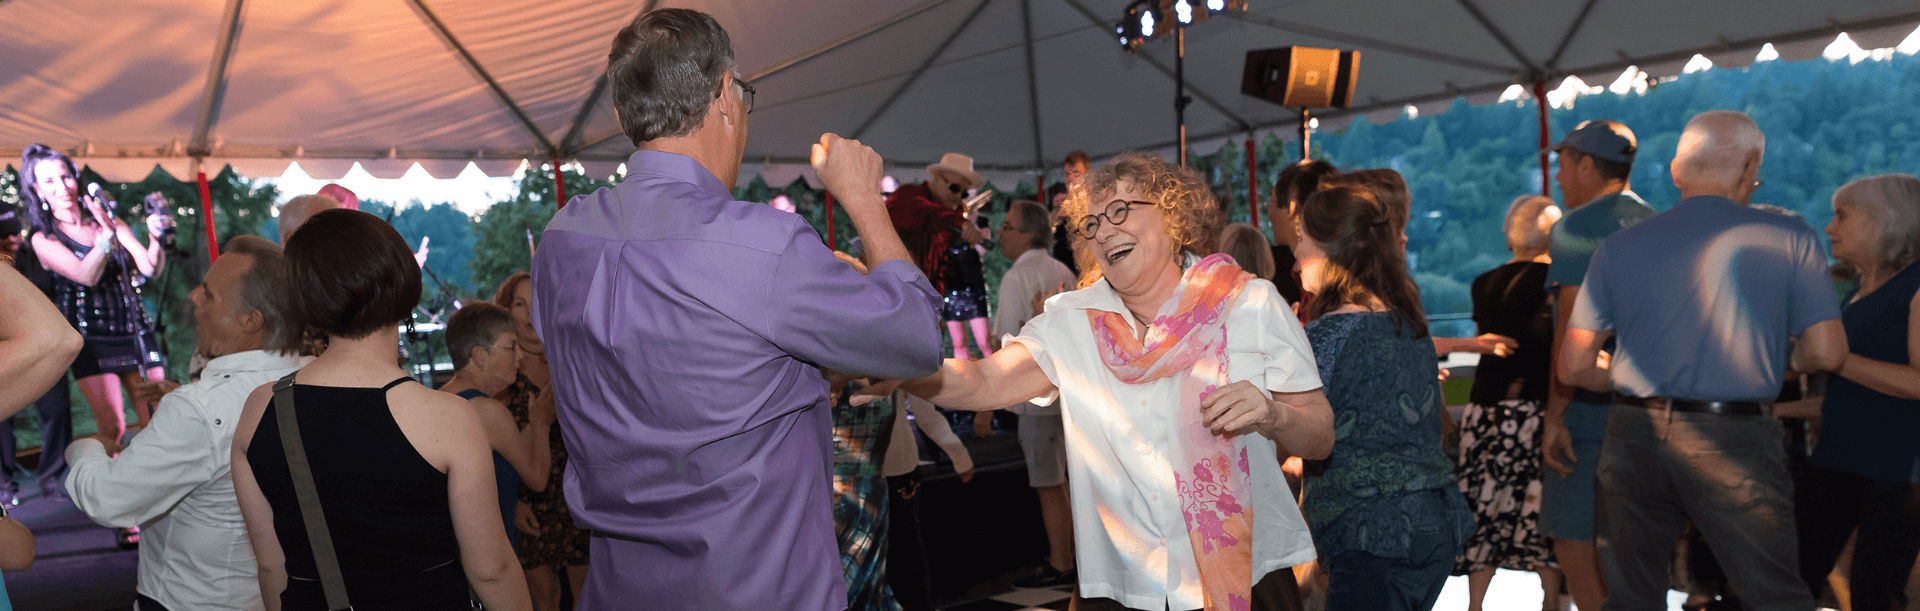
[{"xmin": 470, "ymin": 166, "xmax": 615, "ymax": 297}]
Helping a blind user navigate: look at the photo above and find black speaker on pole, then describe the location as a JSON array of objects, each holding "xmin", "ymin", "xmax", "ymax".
[{"xmin": 1240, "ymin": 46, "xmax": 1360, "ymax": 108}]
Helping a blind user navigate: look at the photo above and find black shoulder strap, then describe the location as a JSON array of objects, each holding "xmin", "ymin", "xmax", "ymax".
[{"xmin": 272, "ymin": 372, "xmax": 352, "ymax": 611}]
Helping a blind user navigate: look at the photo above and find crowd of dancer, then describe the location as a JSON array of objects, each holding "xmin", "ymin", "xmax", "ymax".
[{"xmin": 0, "ymin": 6, "xmax": 1915, "ymax": 611}]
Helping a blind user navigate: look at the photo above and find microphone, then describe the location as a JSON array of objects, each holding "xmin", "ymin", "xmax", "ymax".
[{"xmin": 87, "ymin": 182, "xmax": 118, "ymax": 211}]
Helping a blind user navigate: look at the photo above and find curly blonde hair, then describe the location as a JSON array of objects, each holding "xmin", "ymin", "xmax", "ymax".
[{"xmin": 1064, "ymin": 152, "xmax": 1220, "ymax": 287}]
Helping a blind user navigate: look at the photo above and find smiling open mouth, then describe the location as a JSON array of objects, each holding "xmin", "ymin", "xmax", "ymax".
[{"xmin": 1106, "ymin": 245, "xmax": 1134, "ymax": 264}]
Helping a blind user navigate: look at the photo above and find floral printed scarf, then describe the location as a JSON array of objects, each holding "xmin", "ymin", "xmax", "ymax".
[{"xmin": 1088, "ymin": 253, "xmax": 1255, "ymax": 611}]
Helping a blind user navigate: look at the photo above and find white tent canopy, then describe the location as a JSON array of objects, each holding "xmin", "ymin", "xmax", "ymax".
[{"xmin": 3, "ymin": 0, "xmax": 1918, "ymax": 187}]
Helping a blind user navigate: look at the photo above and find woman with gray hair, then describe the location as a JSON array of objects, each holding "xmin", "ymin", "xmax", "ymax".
[
  {"xmin": 1795, "ymin": 173, "xmax": 1920, "ymax": 611},
  {"xmin": 1450, "ymin": 194, "xmax": 1563, "ymax": 611}
]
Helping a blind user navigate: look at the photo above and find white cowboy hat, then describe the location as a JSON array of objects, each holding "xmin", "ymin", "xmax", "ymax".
[{"xmin": 925, "ymin": 153, "xmax": 983, "ymax": 189}]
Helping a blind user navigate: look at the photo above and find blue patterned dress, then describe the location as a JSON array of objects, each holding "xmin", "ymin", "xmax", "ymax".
[{"xmin": 1301, "ymin": 312, "xmax": 1475, "ymax": 560}]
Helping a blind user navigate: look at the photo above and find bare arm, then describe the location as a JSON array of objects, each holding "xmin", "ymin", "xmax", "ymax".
[
  {"xmin": 111, "ymin": 220, "xmax": 163, "ymax": 278},
  {"xmin": 813, "ymin": 134, "xmax": 910, "ymax": 268},
  {"xmin": 472, "ymin": 396, "xmax": 552, "ymax": 491},
  {"xmin": 0, "ymin": 266, "xmax": 83, "ymax": 418},
  {"xmin": 1557, "ymin": 328, "xmax": 1614, "ymax": 392},
  {"xmin": 0, "ymin": 516, "xmax": 34, "ymax": 572},
  {"xmin": 1540, "ymin": 285, "xmax": 1579, "ymax": 476},
  {"xmin": 439, "ymin": 402, "xmax": 533, "ymax": 611},
  {"xmin": 231, "ymin": 384, "xmax": 287, "ymax": 611},
  {"xmin": 1832, "ymin": 291, "xmax": 1919, "ymax": 399},
  {"xmin": 1792, "ymin": 318, "xmax": 1850, "ymax": 375},
  {"xmin": 31, "ymin": 232, "xmax": 113, "ymax": 286},
  {"xmin": 899, "ymin": 343, "xmax": 1055, "ymax": 411}
]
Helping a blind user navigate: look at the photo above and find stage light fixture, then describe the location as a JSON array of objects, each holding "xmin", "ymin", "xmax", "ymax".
[
  {"xmin": 1174, "ymin": 0, "xmax": 1194, "ymax": 25},
  {"xmin": 1207, "ymin": 0, "xmax": 1224, "ymax": 10},
  {"xmin": 1117, "ymin": 0, "xmax": 1156, "ymax": 50}
]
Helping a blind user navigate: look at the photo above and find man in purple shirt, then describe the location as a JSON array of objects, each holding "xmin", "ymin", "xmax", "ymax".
[{"xmin": 529, "ymin": 8, "xmax": 943, "ymax": 610}]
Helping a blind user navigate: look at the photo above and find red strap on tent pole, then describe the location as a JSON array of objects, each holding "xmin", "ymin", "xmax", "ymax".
[
  {"xmin": 196, "ymin": 166, "xmax": 218, "ymax": 263},
  {"xmin": 1534, "ymin": 80, "xmax": 1551, "ymax": 196},
  {"xmin": 552, "ymin": 159, "xmax": 569, "ymax": 209},
  {"xmin": 1245, "ymin": 139, "xmax": 1259, "ymax": 228},
  {"xmin": 824, "ymin": 193, "xmax": 836, "ymax": 248}
]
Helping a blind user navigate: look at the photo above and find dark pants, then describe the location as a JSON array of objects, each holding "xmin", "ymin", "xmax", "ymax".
[
  {"xmin": 1069, "ymin": 568, "xmax": 1304, "ymax": 611},
  {"xmin": 134, "ymin": 593, "xmax": 173, "ymax": 611},
  {"xmin": 887, "ymin": 472, "xmax": 934, "ymax": 611},
  {"xmin": 0, "ymin": 379, "xmax": 73, "ymax": 495},
  {"xmin": 1324, "ymin": 525, "xmax": 1457, "ymax": 611},
  {"xmin": 1795, "ymin": 462, "xmax": 1920, "ymax": 611},
  {"xmin": 1595, "ymin": 405, "xmax": 1813, "ymax": 611}
]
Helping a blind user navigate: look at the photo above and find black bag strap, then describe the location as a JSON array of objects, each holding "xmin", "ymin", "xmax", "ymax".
[{"xmin": 272, "ymin": 372, "xmax": 352, "ymax": 611}]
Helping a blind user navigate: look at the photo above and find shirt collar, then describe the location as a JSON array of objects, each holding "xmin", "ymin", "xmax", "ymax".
[
  {"xmin": 1675, "ymin": 194, "xmax": 1739, "ymax": 210},
  {"xmin": 623, "ymin": 149, "xmax": 730, "ymax": 198},
  {"xmin": 1578, "ymin": 189, "xmax": 1641, "ymax": 209},
  {"xmin": 201, "ymin": 350, "xmax": 303, "ymax": 378}
]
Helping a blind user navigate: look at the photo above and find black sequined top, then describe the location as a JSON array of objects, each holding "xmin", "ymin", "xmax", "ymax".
[{"xmin": 40, "ymin": 229, "xmax": 149, "ymax": 336}]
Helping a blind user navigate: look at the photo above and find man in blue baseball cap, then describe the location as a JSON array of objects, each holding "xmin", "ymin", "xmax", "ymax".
[{"xmin": 1536, "ymin": 118, "xmax": 1657, "ymax": 611}]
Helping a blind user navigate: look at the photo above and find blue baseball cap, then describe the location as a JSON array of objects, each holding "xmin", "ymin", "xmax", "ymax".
[{"xmin": 1545, "ymin": 119, "xmax": 1637, "ymax": 165}]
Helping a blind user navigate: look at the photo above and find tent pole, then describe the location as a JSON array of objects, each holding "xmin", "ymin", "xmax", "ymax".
[
  {"xmin": 1175, "ymin": 27, "xmax": 1188, "ymax": 167},
  {"xmin": 1298, "ymin": 108, "xmax": 1310, "ymax": 161},
  {"xmin": 553, "ymin": 159, "xmax": 569, "ymax": 209},
  {"xmin": 1245, "ymin": 138, "xmax": 1258, "ymax": 227},
  {"xmin": 194, "ymin": 157, "xmax": 218, "ymax": 263},
  {"xmin": 1533, "ymin": 80, "xmax": 1550, "ymax": 195}
]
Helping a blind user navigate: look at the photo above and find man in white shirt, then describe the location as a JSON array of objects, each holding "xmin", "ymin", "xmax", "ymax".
[
  {"xmin": 994, "ymin": 200, "xmax": 1081, "ymax": 588},
  {"xmin": 67, "ymin": 235, "xmax": 305, "ymax": 611}
]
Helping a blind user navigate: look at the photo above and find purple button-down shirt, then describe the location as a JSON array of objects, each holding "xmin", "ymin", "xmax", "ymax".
[{"xmin": 531, "ymin": 150, "xmax": 943, "ymax": 610}]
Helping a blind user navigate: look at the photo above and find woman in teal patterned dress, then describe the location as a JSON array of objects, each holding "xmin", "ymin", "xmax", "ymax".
[
  {"xmin": 1293, "ymin": 185, "xmax": 1474, "ymax": 611},
  {"xmin": 829, "ymin": 374, "xmax": 901, "ymax": 611}
]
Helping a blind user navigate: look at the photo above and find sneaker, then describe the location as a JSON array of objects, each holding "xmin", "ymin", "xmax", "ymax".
[{"xmin": 1014, "ymin": 565, "xmax": 1077, "ymax": 589}]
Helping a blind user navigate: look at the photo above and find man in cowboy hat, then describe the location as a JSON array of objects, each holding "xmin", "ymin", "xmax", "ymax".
[{"xmin": 888, "ymin": 152, "xmax": 985, "ymax": 279}]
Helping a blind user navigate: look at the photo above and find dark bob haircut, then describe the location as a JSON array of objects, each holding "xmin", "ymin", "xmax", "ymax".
[
  {"xmin": 284, "ymin": 208, "xmax": 421, "ymax": 341},
  {"xmin": 608, "ymin": 8, "xmax": 736, "ymax": 146}
]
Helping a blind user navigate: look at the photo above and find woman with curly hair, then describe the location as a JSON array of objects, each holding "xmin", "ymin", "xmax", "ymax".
[
  {"xmin": 1293, "ymin": 185, "xmax": 1474, "ymax": 611},
  {"xmin": 901, "ymin": 152, "xmax": 1335, "ymax": 611},
  {"xmin": 492, "ymin": 272, "xmax": 589, "ymax": 610}
]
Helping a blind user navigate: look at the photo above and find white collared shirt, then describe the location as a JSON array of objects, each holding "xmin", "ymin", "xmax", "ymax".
[
  {"xmin": 67, "ymin": 350, "xmax": 305, "ymax": 611},
  {"xmin": 994, "ymin": 248, "xmax": 1078, "ymax": 416},
  {"xmin": 1010, "ymin": 276, "xmax": 1321, "ymax": 610}
]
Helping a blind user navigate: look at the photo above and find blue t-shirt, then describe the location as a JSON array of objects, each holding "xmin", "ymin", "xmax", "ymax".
[
  {"xmin": 1812, "ymin": 261, "xmax": 1920, "ymax": 482},
  {"xmin": 1546, "ymin": 190, "xmax": 1656, "ymax": 289},
  {"xmin": 1570, "ymin": 196, "xmax": 1843, "ymax": 402}
]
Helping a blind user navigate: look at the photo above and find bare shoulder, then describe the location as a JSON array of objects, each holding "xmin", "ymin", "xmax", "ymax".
[
  {"xmin": 232, "ymin": 382, "xmax": 280, "ymax": 453},
  {"xmin": 388, "ymin": 382, "xmax": 487, "ymax": 472}
]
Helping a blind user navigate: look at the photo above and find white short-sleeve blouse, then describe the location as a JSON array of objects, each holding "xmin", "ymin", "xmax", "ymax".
[{"xmin": 1008, "ymin": 275, "xmax": 1322, "ymax": 611}]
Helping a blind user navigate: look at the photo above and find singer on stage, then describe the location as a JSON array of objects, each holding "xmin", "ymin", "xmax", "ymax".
[{"xmin": 19, "ymin": 144, "xmax": 171, "ymax": 453}]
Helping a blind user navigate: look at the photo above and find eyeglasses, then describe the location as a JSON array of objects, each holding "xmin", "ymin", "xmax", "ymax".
[
  {"xmin": 486, "ymin": 341, "xmax": 518, "ymax": 353},
  {"xmin": 1072, "ymin": 200, "xmax": 1148, "ymax": 239},
  {"xmin": 719, "ymin": 73, "xmax": 755, "ymax": 114}
]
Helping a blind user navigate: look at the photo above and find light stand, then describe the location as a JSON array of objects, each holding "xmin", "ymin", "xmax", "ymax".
[
  {"xmin": 1176, "ymin": 26, "xmax": 1191, "ymax": 167},
  {"xmin": 1298, "ymin": 108, "xmax": 1310, "ymax": 161}
]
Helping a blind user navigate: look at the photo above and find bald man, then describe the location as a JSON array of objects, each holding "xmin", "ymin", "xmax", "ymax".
[
  {"xmin": 275, "ymin": 194, "xmax": 341, "ymax": 245},
  {"xmin": 1558, "ymin": 111, "xmax": 1846, "ymax": 611}
]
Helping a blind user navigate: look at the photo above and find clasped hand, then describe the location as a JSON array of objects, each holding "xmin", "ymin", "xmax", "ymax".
[{"xmin": 1200, "ymin": 380, "xmax": 1287, "ymax": 437}]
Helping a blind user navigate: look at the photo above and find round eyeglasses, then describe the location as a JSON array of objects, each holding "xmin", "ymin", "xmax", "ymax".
[{"xmin": 1072, "ymin": 200, "xmax": 1150, "ymax": 239}]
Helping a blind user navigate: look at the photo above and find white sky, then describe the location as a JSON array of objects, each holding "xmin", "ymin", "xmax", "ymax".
[{"xmin": 258, "ymin": 160, "xmax": 528, "ymax": 217}]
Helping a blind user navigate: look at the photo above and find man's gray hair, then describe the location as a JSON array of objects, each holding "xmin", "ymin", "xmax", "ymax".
[
  {"xmin": 608, "ymin": 8, "xmax": 738, "ymax": 146},
  {"xmin": 1673, "ymin": 111, "xmax": 1765, "ymax": 187},
  {"xmin": 1834, "ymin": 173, "xmax": 1920, "ymax": 273},
  {"xmin": 278, "ymin": 194, "xmax": 341, "ymax": 244},
  {"xmin": 1503, "ymin": 194, "xmax": 1560, "ymax": 254},
  {"xmin": 223, "ymin": 235, "xmax": 300, "ymax": 355},
  {"xmin": 1008, "ymin": 200, "xmax": 1052, "ymax": 251}
]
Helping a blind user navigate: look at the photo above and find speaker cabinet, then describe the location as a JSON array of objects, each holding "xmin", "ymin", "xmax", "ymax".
[{"xmin": 1241, "ymin": 46, "xmax": 1360, "ymax": 108}]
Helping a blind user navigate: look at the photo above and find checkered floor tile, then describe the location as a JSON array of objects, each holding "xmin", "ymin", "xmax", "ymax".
[{"xmin": 940, "ymin": 585, "xmax": 1073, "ymax": 611}]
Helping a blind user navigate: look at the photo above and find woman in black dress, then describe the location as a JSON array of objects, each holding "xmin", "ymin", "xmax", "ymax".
[
  {"xmin": 19, "ymin": 144, "xmax": 170, "ymax": 446},
  {"xmin": 232, "ymin": 208, "xmax": 530, "ymax": 610},
  {"xmin": 1450, "ymin": 195, "xmax": 1563, "ymax": 611}
]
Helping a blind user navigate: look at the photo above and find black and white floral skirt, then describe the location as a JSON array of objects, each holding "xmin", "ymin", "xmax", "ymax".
[{"xmin": 1452, "ymin": 399, "xmax": 1556, "ymax": 574}]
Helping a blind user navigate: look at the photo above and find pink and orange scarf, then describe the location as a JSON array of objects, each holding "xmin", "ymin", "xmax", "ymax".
[{"xmin": 1088, "ymin": 253, "xmax": 1256, "ymax": 611}]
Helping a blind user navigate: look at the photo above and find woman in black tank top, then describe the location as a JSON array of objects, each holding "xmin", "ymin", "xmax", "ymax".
[{"xmin": 231, "ymin": 209, "xmax": 531, "ymax": 611}]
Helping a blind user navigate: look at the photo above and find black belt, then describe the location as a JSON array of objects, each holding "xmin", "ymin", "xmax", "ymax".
[{"xmin": 1617, "ymin": 395, "xmax": 1768, "ymax": 415}]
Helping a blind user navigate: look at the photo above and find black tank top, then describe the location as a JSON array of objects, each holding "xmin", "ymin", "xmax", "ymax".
[
  {"xmin": 246, "ymin": 377, "xmax": 472, "ymax": 611},
  {"xmin": 39, "ymin": 227, "xmax": 147, "ymax": 335}
]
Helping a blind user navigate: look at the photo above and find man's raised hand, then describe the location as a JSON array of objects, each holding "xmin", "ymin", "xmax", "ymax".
[{"xmin": 811, "ymin": 134, "xmax": 884, "ymax": 212}]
